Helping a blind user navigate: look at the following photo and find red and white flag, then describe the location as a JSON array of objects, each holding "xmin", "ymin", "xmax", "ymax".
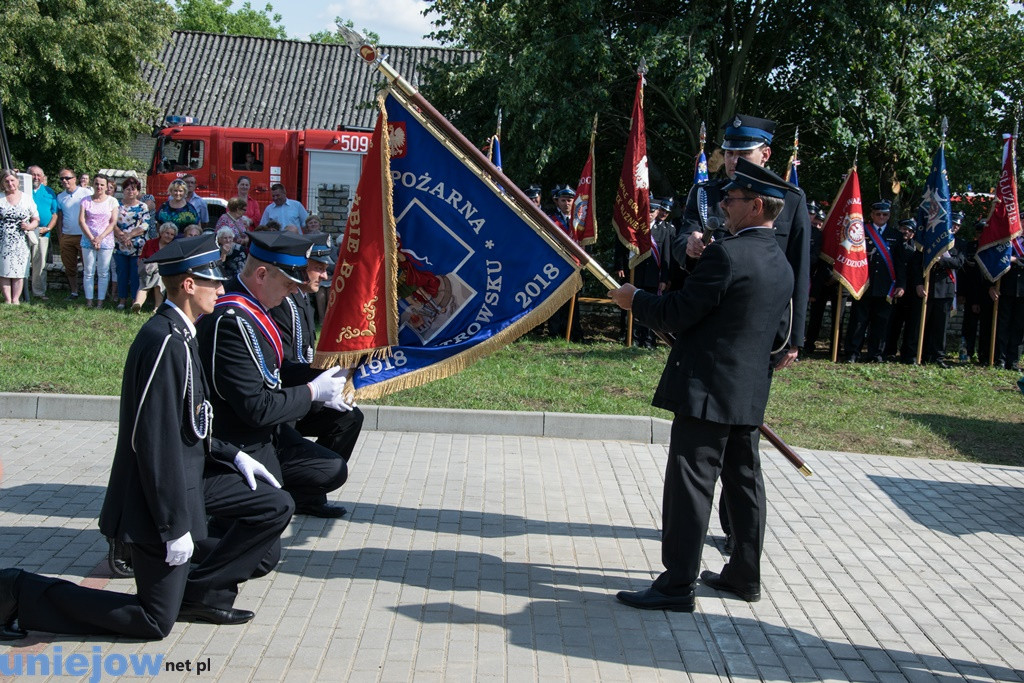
[
  {"xmin": 572, "ymin": 114, "xmax": 598, "ymax": 247},
  {"xmin": 610, "ymin": 71, "xmax": 652, "ymax": 269},
  {"xmin": 820, "ymin": 167, "xmax": 869, "ymax": 299}
]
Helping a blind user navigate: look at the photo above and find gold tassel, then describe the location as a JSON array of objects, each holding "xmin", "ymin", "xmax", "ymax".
[{"xmin": 353, "ymin": 271, "xmax": 582, "ymax": 400}]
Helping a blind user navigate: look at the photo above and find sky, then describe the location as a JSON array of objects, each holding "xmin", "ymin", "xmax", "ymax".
[{"xmin": 265, "ymin": 0, "xmax": 443, "ymax": 45}]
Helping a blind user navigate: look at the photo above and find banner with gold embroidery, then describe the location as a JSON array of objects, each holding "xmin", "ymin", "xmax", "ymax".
[
  {"xmin": 316, "ymin": 89, "xmax": 582, "ymax": 399},
  {"xmin": 314, "ymin": 107, "xmax": 399, "ymax": 368}
]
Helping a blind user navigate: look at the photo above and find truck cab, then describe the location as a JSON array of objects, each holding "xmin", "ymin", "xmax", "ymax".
[{"xmin": 149, "ymin": 117, "xmax": 371, "ymax": 221}]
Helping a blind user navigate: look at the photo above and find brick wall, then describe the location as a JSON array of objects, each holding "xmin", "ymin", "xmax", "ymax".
[{"xmin": 314, "ymin": 184, "xmax": 351, "ymax": 239}]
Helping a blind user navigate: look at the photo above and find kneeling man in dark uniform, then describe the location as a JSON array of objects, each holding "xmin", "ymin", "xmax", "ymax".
[
  {"xmin": 270, "ymin": 233, "xmax": 364, "ymax": 482},
  {"xmin": 609, "ymin": 159, "xmax": 795, "ymax": 612},
  {"xmin": 198, "ymin": 231, "xmax": 352, "ymax": 523},
  {"xmin": 2, "ymin": 235, "xmax": 286, "ymax": 640}
]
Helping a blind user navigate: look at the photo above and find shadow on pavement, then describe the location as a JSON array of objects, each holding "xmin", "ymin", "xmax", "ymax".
[
  {"xmin": 0, "ymin": 484, "xmax": 105, "ymax": 518},
  {"xmin": 868, "ymin": 474, "xmax": 1024, "ymax": 537}
]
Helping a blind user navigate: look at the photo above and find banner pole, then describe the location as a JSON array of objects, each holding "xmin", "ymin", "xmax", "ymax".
[
  {"xmin": 363, "ymin": 50, "xmax": 619, "ymax": 290},
  {"xmin": 831, "ymin": 282, "xmax": 843, "ymax": 363},
  {"xmin": 916, "ymin": 273, "xmax": 930, "ymax": 365},
  {"xmin": 989, "ymin": 294, "xmax": 999, "ymax": 367},
  {"xmin": 565, "ymin": 296, "xmax": 576, "ymax": 342}
]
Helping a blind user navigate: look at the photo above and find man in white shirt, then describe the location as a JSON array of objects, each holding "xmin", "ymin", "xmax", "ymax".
[
  {"xmin": 182, "ymin": 174, "xmax": 210, "ymax": 227},
  {"xmin": 55, "ymin": 169, "xmax": 92, "ymax": 298},
  {"xmin": 259, "ymin": 184, "xmax": 307, "ymax": 230}
]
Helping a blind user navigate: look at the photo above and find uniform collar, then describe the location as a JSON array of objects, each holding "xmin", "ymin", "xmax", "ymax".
[{"xmin": 164, "ymin": 300, "xmax": 197, "ymax": 337}]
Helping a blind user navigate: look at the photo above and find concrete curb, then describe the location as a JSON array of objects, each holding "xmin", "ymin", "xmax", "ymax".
[{"xmin": 0, "ymin": 392, "xmax": 671, "ymax": 444}]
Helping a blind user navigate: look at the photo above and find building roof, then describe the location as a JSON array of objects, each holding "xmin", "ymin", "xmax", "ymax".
[{"xmin": 142, "ymin": 31, "xmax": 476, "ymax": 131}]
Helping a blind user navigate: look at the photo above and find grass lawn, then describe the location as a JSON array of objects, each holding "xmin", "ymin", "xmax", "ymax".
[{"xmin": 2, "ymin": 291, "xmax": 1022, "ymax": 466}]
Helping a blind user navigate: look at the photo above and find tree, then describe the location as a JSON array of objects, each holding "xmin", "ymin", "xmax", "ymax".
[
  {"xmin": 422, "ymin": 0, "xmax": 1024, "ymax": 224},
  {"xmin": 309, "ymin": 17, "xmax": 380, "ymax": 45},
  {"xmin": 174, "ymin": 0, "xmax": 286, "ymax": 38},
  {"xmin": 0, "ymin": 0, "xmax": 176, "ymax": 174},
  {"xmin": 794, "ymin": 0, "xmax": 1024, "ymax": 215}
]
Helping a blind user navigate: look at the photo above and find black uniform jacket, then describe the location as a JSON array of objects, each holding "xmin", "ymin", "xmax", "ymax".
[
  {"xmin": 862, "ymin": 224, "xmax": 908, "ymax": 298},
  {"xmin": 633, "ymin": 227, "xmax": 793, "ymax": 426},
  {"xmin": 905, "ymin": 237, "xmax": 965, "ymax": 299},
  {"xmin": 99, "ymin": 304, "xmax": 235, "ymax": 545},
  {"xmin": 678, "ymin": 177, "xmax": 810, "ymax": 348},
  {"xmin": 197, "ymin": 277, "xmax": 318, "ymax": 452},
  {"xmin": 270, "ymin": 291, "xmax": 317, "ymax": 364}
]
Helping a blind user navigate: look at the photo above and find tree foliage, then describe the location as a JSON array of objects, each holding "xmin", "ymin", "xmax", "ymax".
[
  {"xmin": 308, "ymin": 17, "xmax": 380, "ymax": 45},
  {"xmin": 0, "ymin": 0, "xmax": 176, "ymax": 174},
  {"xmin": 174, "ymin": 0, "xmax": 286, "ymax": 38},
  {"xmin": 422, "ymin": 0, "xmax": 1024, "ymax": 227}
]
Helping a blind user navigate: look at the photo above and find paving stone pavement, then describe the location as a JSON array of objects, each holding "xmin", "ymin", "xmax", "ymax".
[{"xmin": 1, "ymin": 418, "xmax": 1023, "ymax": 682}]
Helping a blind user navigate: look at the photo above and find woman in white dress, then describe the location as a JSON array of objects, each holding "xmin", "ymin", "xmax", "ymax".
[{"xmin": 0, "ymin": 169, "xmax": 40, "ymax": 304}]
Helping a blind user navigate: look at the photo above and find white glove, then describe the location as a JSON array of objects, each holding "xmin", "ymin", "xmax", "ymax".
[
  {"xmin": 165, "ymin": 532, "xmax": 194, "ymax": 567},
  {"xmin": 325, "ymin": 388, "xmax": 356, "ymax": 413},
  {"xmin": 234, "ymin": 451, "xmax": 282, "ymax": 490},
  {"xmin": 307, "ymin": 367, "xmax": 348, "ymax": 403}
]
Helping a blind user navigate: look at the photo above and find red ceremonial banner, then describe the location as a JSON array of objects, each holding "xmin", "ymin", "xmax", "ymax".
[
  {"xmin": 610, "ymin": 73, "xmax": 652, "ymax": 269},
  {"xmin": 573, "ymin": 146, "xmax": 597, "ymax": 247},
  {"xmin": 981, "ymin": 134, "xmax": 1021, "ymax": 250},
  {"xmin": 314, "ymin": 107, "xmax": 399, "ymax": 366},
  {"xmin": 820, "ymin": 167, "xmax": 869, "ymax": 299}
]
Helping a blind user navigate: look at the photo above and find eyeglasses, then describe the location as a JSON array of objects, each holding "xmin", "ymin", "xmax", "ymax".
[
  {"xmin": 59, "ymin": 176, "xmax": 74, "ymax": 181},
  {"xmin": 721, "ymin": 197, "xmax": 755, "ymax": 206}
]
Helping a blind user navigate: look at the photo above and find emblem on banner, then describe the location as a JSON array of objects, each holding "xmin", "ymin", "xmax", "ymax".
[
  {"xmin": 841, "ymin": 215, "xmax": 865, "ymax": 250},
  {"xmin": 633, "ymin": 155, "xmax": 649, "ymax": 190},
  {"xmin": 388, "ymin": 122, "xmax": 407, "ymax": 158}
]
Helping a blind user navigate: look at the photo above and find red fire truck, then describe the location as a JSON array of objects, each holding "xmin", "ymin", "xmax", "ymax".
[{"xmin": 147, "ymin": 116, "xmax": 373, "ymax": 221}]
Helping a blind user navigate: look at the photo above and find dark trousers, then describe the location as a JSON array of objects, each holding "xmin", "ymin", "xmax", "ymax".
[
  {"xmin": 295, "ymin": 405, "xmax": 364, "ymax": 464},
  {"xmin": 653, "ymin": 416, "xmax": 764, "ymax": 596},
  {"xmin": 547, "ymin": 294, "xmax": 583, "ymax": 341},
  {"xmin": 962, "ymin": 300, "xmax": 994, "ymax": 363},
  {"xmin": 845, "ymin": 295, "xmax": 892, "ymax": 359},
  {"xmin": 804, "ymin": 291, "xmax": 832, "ymax": 354},
  {"xmin": 922, "ymin": 297, "xmax": 953, "ymax": 361},
  {"xmin": 276, "ymin": 425, "xmax": 348, "ymax": 508},
  {"xmin": 995, "ymin": 295, "xmax": 1024, "ymax": 368},
  {"xmin": 16, "ymin": 543, "xmax": 185, "ymax": 639},
  {"xmin": 886, "ymin": 295, "xmax": 920, "ymax": 361},
  {"xmin": 189, "ymin": 454, "xmax": 294, "ymax": 609}
]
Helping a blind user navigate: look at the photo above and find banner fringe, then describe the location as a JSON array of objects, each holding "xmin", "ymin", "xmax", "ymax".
[{"xmin": 353, "ymin": 271, "xmax": 583, "ymax": 400}]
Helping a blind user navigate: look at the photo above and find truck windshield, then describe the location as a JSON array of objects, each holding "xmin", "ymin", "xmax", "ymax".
[{"xmin": 154, "ymin": 136, "xmax": 205, "ymax": 173}]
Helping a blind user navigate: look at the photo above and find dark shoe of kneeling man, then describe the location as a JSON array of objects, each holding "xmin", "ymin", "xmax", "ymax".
[
  {"xmin": 107, "ymin": 537, "xmax": 134, "ymax": 578},
  {"xmin": 700, "ymin": 570, "xmax": 761, "ymax": 602},
  {"xmin": 294, "ymin": 501, "xmax": 347, "ymax": 518},
  {"xmin": 177, "ymin": 602, "xmax": 255, "ymax": 625},
  {"xmin": 616, "ymin": 586, "xmax": 695, "ymax": 612},
  {"xmin": 0, "ymin": 568, "xmax": 28, "ymax": 640}
]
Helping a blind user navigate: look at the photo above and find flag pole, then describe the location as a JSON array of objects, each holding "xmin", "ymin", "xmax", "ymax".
[
  {"xmin": 916, "ymin": 117, "xmax": 949, "ymax": 365},
  {"xmin": 341, "ymin": 30, "xmax": 620, "ymax": 291},
  {"xmin": 831, "ymin": 282, "xmax": 843, "ymax": 362}
]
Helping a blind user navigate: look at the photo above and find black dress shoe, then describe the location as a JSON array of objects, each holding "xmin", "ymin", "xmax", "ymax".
[
  {"xmin": 177, "ymin": 602, "xmax": 255, "ymax": 625},
  {"xmin": 934, "ymin": 358, "xmax": 952, "ymax": 369},
  {"xmin": 294, "ymin": 502, "xmax": 347, "ymax": 518},
  {"xmin": 700, "ymin": 570, "xmax": 761, "ymax": 602},
  {"xmin": 0, "ymin": 568, "xmax": 27, "ymax": 641},
  {"xmin": 616, "ymin": 586, "xmax": 695, "ymax": 612},
  {"xmin": 108, "ymin": 538, "xmax": 134, "ymax": 578}
]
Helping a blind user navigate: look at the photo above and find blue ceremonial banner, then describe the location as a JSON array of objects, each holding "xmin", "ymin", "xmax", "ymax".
[
  {"xmin": 349, "ymin": 90, "xmax": 582, "ymax": 397},
  {"xmin": 915, "ymin": 145, "xmax": 954, "ymax": 274},
  {"xmin": 785, "ymin": 155, "xmax": 799, "ymax": 187},
  {"xmin": 491, "ymin": 135, "xmax": 502, "ymax": 171},
  {"xmin": 694, "ymin": 151, "xmax": 708, "ymax": 185}
]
